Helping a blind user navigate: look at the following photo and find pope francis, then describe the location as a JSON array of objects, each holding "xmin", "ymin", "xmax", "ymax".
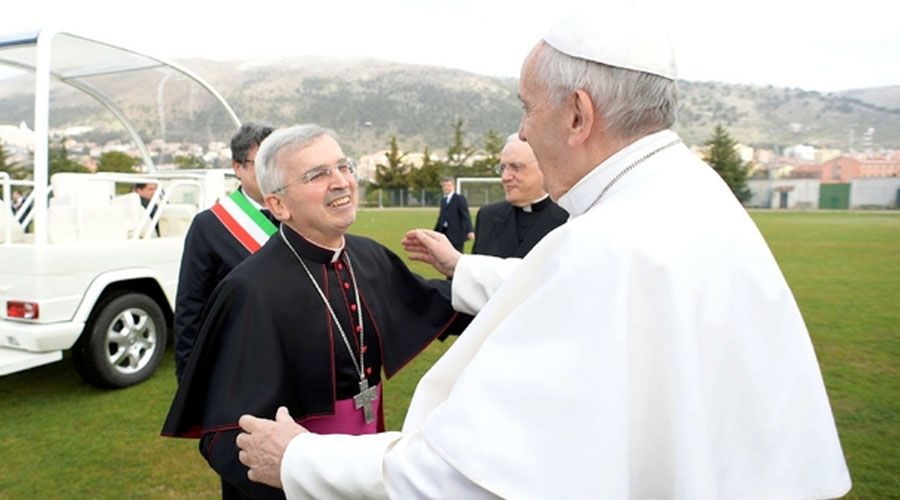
[{"xmin": 235, "ymin": 3, "xmax": 851, "ymax": 499}]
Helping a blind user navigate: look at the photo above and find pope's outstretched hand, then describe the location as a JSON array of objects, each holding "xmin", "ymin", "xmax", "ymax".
[
  {"xmin": 401, "ymin": 229, "xmax": 462, "ymax": 277},
  {"xmin": 237, "ymin": 407, "xmax": 307, "ymax": 488}
]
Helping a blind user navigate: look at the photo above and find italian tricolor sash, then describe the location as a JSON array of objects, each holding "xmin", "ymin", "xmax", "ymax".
[{"xmin": 210, "ymin": 190, "xmax": 277, "ymax": 253}]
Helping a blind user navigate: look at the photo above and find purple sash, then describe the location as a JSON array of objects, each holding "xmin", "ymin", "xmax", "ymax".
[{"xmin": 300, "ymin": 383, "xmax": 383, "ymax": 435}]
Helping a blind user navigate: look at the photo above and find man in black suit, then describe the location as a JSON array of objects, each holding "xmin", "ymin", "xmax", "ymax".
[
  {"xmin": 472, "ymin": 135, "xmax": 567, "ymax": 258},
  {"xmin": 434, "ymin": 177, "xmax": 474, "ymax": 252},
  {"xmin": 134, "ymin": 182, "xmax": 161, "ymax": 236},
  {"xmin": 173, "ymin": 122, "xmax": 275, "ymax": 382}
]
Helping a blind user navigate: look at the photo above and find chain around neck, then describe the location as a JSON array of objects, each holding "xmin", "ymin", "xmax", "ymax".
[
  {"xmin": 588, "ymin": 138, "xmax": 682, "ymax": 209},
  {"xmin": 278, "ymin": 225, "xmax": 366, "ymax": 382}
]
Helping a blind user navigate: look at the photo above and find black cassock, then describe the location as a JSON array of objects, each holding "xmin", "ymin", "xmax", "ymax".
[
  {"xmin": 162, "ymin": 226, "xmax": 465, "ymax": 499},
  {"xmin": 472, "ymin": 197, "xmax": 568, "ymax": 258}
]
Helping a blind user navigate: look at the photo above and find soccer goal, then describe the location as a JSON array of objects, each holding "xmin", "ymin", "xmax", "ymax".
[{"xmin": 457, "ymin": 177, "xmax": 504, "ymax": 207}]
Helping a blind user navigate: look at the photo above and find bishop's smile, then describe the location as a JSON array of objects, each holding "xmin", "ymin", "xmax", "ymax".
[{"xmin": 327, "ymin": 195, "xmax": 352, "ymax": 208}]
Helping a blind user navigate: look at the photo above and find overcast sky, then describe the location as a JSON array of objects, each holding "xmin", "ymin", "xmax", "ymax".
[{"xmin": 2, "ymin": 0, "xmax": 898, "ymax": 92}]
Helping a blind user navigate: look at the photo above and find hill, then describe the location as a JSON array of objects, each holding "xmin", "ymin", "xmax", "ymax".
[
  {"xmin": 837, "ymin": 86, "xmax": 900, "ymax": 111},
  {"xmin": 2, "ymin": 57, "xmax": 899, "ymax": 155}
]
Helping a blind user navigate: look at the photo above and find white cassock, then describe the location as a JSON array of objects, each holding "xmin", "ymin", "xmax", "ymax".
[{"xmin": 281, "ymin": 130, "xmax": 852, "ymax": 499}]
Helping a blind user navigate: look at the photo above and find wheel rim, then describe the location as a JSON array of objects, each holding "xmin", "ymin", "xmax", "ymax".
[{"xmin": 104, "ymin": 307, "xmax": 158, "ymax": 376}]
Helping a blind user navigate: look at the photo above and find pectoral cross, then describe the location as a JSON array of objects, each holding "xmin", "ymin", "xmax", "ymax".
[{"xmin": 353, "ymin": 378, "xmax": 378, "ymax": 424}]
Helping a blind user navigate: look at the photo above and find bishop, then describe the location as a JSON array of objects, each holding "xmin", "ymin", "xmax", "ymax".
[{"xmin": 162, "ymin": 124, "xmax": 466, "ymax": 499}]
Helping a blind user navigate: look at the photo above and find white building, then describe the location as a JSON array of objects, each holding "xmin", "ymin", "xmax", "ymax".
[
  {"xmin": 0, "ymin": 121, "xmax": 35, "ymax": 149},
  {"xmin": 850, "ymin": 178, "xmax": 900, "ymax": 208},
  {"xmin": 746, "ymin": 179, "xmax": 820, "ymax": 209},
  {"xmin": 783, "ymin": 144, "xmax": 817, "ymax": 162},
  {"xmin": 735, "ymin": 143, "xmax": 754, "ymax": 163}
]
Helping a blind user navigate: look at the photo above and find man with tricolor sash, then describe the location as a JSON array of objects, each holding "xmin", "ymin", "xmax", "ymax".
[{"xmin": 173, "ymin": 123, "xmax": 276, "ymax": 381}]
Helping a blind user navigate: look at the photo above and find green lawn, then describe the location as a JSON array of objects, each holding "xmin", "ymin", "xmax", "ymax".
[
  {"xmin": 751, "ymin": 211, "xmax": 900, "ymax": 498},
  {"xmin": 0, "ymin": 209, "xmax": 896, "ymax": 499}
]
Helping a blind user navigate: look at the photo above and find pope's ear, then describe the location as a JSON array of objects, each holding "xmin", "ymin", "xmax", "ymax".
[
  {"xmin": 567, "ymin": 89, "xmax": 595, "ymax": 147},
  {"xmin": 264, "ymin": 194, "xmax": 287, "ymax": 221}
]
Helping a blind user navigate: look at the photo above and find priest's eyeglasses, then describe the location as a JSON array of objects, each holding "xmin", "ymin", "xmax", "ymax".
[
  {"xmin": 494, "ymin": 160, "xmax": 536, "ymax": 175},
  {"xmin": 273, "ymin": 158, "xmax": 357, "ymax": 193}
]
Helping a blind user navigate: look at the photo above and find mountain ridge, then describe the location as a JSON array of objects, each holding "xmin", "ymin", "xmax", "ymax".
[{"xmin": 1, "ymin": 57, "xmax": 897, "ymax": 156}]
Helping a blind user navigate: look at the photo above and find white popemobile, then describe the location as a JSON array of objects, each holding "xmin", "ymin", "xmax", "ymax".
[{"xmin": 0, "ymin": 30, "xmax": 240, "ymax": 387}]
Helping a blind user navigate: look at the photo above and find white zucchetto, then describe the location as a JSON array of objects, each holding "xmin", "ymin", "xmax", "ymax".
[{"xmin": 543, "ymin": 2, "xmax": 678, "ymax": 80}]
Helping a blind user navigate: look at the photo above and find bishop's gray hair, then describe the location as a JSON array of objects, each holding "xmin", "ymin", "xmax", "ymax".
[
  {"xmin": 255, "ymin": 124, "xmax": 338, "ymax": 195},
  {"xmin": 531, "ymin": 41, "xmax": 678, "ymax": 140}
]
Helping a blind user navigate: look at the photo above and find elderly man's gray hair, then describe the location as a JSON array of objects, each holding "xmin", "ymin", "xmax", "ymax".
[
  {"xmin": 531, "ymin": 41, "xmax": 677, "ymax": 140},
  {"xmin": 255, "ymin": 124, "xmax": 338, "ymax": 195}
]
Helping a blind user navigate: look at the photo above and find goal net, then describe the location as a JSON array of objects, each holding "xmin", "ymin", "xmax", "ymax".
[{"xmin": 457, "ymin": 177, "xmax": 504, "ymax": 207}]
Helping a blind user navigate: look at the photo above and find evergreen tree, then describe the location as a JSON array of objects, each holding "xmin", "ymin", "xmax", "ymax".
[
  {"xmin": 373, "ymin": 136, "xmax": 409, "ymax": 189},
  {"xmin": 175, "ymin": 155, "xmax": 207, "ymax": 169},
  {"xmin": 96, "ymin": 151, "xmax": 137, "ymax": 173},
  {"xmin": 482, "ymin": 129, "xmax": 505, "ymax": 164},
  {"xmin": 704, "ymin": 125, "xmax": 751, "ymax": 202},
  {"xmin": 0, "ymin": 140, "xmax": 26, "ymax": 180},
  {"xmin": 49, "ymin": 139, "xmax": 88, "ymax": 177},
  {"xmin": 0, "ymin": 140, "xmax": 11, "ymax": 172},
  {"xmin": 409, "ymin": 146, "xmax": 441, "ymax": 190},
  {"xmin": 445, "ymin": 118, "xmax": 475, "ymax": 175},
  {"xmin": 469, "ymin": 128, "xmax": 505, "ymax": 176}
]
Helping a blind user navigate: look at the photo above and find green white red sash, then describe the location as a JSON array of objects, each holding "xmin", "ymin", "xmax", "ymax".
[{"xmin": 210, "ymin": 190, "xmax": 277, "ymax": 253}]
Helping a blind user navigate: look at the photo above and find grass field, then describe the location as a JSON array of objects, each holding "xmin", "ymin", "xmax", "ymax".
[{"xmin": 0, "ymin": 209, "xmax": 897, "ymax": 499}]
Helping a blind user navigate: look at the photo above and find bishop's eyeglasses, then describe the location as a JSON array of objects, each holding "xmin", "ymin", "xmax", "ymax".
[{"xmin": 273, "ymin": 158, "xmax": 357, "ymax": 193}]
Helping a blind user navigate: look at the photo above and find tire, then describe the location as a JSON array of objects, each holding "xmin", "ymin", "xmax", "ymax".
[{"xmin": 72, "ymin": 292, "xmax": 167, "ymax": 388}]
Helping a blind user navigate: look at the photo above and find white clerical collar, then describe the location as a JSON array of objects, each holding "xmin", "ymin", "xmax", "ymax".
[
  {"xmin": 518, "ymin": 194, "xmax": 550, "ymax": 213},
  {"xmin": 557, "ymin": 129, "xmax": 679, "ymax": 218}
]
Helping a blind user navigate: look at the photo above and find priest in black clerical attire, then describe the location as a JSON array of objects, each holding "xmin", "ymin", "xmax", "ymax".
[
  {"xmin": 472, "ymin": 134, "xmax": 567, "ymax": 258},
  {"xmin": 162, "ymin": 124, "xmax": 466, "ymax": 499}
]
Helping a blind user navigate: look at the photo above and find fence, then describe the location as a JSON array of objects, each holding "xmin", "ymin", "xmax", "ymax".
[
  {"xmin": 361, "ymin": 183, "xmax": 506, "ymax": 208},
  {"xmin": 747, "ymin": 177, "xmax": 899, "ymax": 210}
]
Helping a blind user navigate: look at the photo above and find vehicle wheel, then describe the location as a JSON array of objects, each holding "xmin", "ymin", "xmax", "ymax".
[{"xmin": 73, "ymin": 293, "xmax": 167, "ymax": 388}]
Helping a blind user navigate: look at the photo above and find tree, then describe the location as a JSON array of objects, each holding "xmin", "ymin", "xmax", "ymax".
[
  {"xmin": 409, "ymin": 146, "xmax": 441, "ymax": 190},
  {"xmin": 175, "ymin": 155, "xmax": 207, "ymax": 169},
  {"xmin": 96, "ymin": 151, "xmax": 137, "ymax": 173},
  {"xmin": 49, "ymin": 139, "xmax": 88, "ymax": 177},
  {"xmin": 373, "ymin": 136, "xmax": 409, "ymax": 190},
  {"xmin": 0, "ymin": 140, "xmax": 27, "ymax": 180},
  {"xmin": 704, "ymin": 125, "xmax": 751, "ymax": 202},
  {"xmin": 445, "ymin": 118, "xmax": 475, "ymax": 174},
  {"xmin": 0, "ymin": 140, "xmax": 13, "ymax": 175},
  {"xmin": 469, "ymin": 129, "xmax": 505, "ymax": 176},
  {"xmin": 482, "ymin": 129, "xmax": 505, "ymax": 164}
]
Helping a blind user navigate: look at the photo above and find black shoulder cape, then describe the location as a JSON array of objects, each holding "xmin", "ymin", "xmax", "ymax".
[{"xmin": 162, "ymin": 228, "xmax": 464, "ymax": 438}]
